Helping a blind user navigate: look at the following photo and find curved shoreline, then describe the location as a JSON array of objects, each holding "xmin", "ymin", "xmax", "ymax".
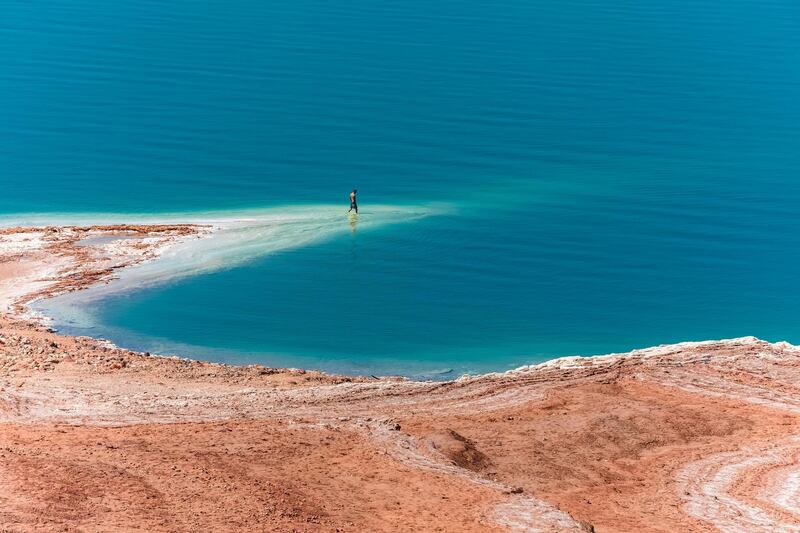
[
  {"xmin": 5, "ymin": 206, "xmax": 454, "ymax": 377},
  {"xmin": 1, "ymin": 222, "xmax": 800, "ymax": 531},
  {"xmin": 1, "ymin": 219, "xmax": 798, "ymax": 383}
]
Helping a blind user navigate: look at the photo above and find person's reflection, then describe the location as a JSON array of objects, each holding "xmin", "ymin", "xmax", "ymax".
[{"xmin": 349, "ymin": 212, "xmax": 358, "ymax": 234}]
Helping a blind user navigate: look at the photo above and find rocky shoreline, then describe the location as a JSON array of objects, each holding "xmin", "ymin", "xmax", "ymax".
[{"xmin": 1, "ymin": 224, "xmax": 799, "ymax": 531}]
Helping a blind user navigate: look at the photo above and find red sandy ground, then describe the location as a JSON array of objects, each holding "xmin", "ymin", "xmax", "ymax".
[{"xmin": 1, "ymin": 225, "xmax": 799, "ymax": 532}]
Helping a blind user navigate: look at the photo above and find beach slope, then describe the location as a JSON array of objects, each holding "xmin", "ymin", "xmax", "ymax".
[{"xmin": 1, "ymin": 224, "xmax": 799, "ymax": 532}]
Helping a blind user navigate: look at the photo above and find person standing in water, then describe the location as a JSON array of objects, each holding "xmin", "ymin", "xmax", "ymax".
[{"xmin": 348, "ymin": 188, "xmax": 358, "ymax": 213}]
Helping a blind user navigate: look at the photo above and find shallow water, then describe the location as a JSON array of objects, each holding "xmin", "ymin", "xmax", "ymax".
[{"xmin": 4, "ymin": 0, "xmax": 800, "ymax": 376}]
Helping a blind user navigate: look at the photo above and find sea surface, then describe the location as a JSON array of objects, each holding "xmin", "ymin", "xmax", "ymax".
[{"xmin": 3, "ymin": 0, "xmax": 800, "ymax": 377}]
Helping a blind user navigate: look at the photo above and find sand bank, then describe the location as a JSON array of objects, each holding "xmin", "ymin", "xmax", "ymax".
[{"xmin": 0, "ymin": 223, "xmax": 799, "ymax": 532}]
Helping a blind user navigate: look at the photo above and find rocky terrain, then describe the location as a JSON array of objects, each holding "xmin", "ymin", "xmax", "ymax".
[{"xmin": 0, "ymin": 224, "xmax": 799, "ymax": 532}]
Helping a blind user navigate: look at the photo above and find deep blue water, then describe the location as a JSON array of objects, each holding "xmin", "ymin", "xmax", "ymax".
[{"xmin": 3, "ymin": 0, "xmax": 800, "ymax": 376}]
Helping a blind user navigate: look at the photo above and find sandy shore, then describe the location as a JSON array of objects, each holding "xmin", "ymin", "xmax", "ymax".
[{"xmin": 1, "ymin": 224, "xmax": 799, "ymax": 532}]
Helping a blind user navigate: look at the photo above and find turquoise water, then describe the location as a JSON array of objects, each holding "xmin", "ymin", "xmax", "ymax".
[{"xmin": 3, "ymin": 1, "xmax": 800, "ymax": 376}]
